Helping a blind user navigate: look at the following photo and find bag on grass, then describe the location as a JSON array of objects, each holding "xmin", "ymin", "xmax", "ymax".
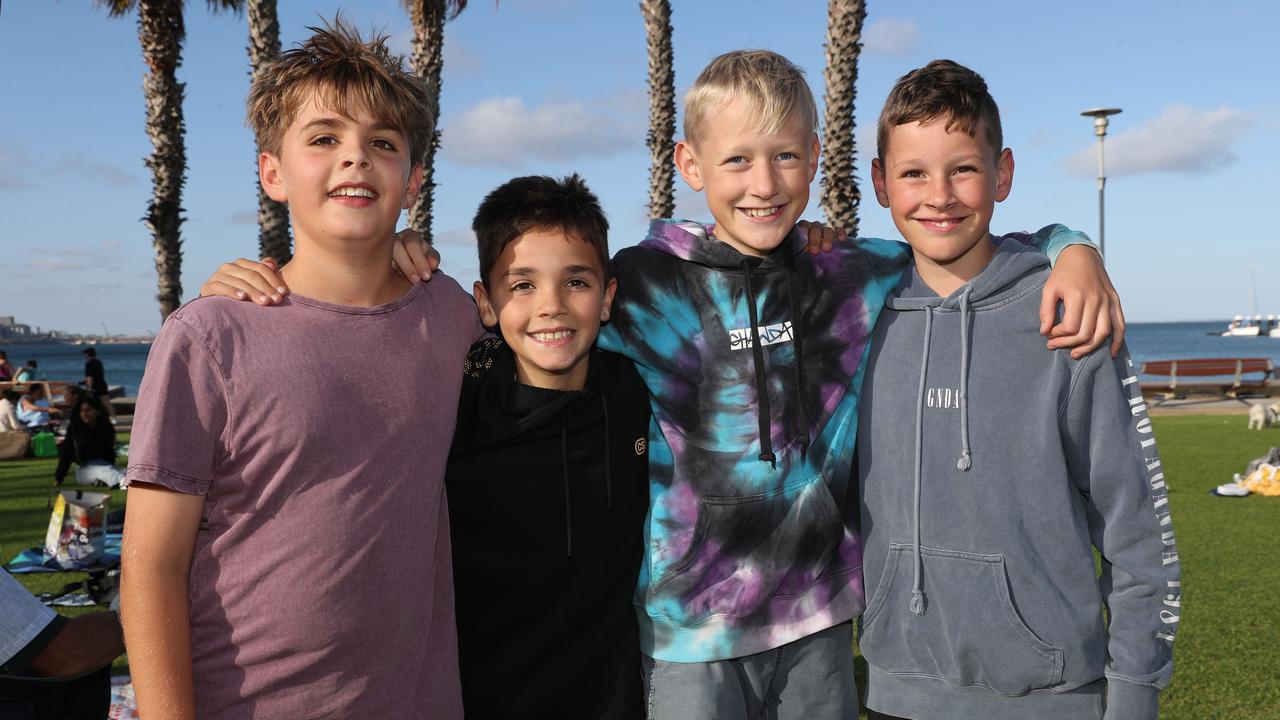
[
  {"xmin": 30, "ymin": 432, "xmax": 57, "ymax": 458},
  {"xmin": 0, "ymin": 430, "xmax": 28, "ymax": 460},
  {"xmin": 43, "ymin": 490, "xmax": 110, "ymax": 569}
]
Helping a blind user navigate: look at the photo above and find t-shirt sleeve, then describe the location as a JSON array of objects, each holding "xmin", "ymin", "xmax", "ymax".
[{"xmin": 124, "ymin": 315, "xmax": 231, "ymax": 495}]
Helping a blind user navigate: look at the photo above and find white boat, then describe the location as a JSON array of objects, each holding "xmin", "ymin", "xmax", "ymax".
[{"xmin": 1223, "ymin": 315, "xmax": 1262, "ymax": 336}]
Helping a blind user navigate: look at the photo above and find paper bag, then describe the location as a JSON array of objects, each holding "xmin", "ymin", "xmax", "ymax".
[{"xmin": 44, "ymin": 490, "xmax": 111, "ymax": 568}]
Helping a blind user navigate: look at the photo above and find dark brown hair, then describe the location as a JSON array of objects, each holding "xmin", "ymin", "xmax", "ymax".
[
  {"xmin": 472, "ymin": 174, "xmax": 610, "ymax": 288},
  {"xmin": 877, "ymin": 59, "xmax": 1002, "ymax": 161}
]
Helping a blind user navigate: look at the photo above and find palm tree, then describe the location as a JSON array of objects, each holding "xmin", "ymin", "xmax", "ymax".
[
  {"xmin": 818, "ymin": 0, "xmax": 867, "ymax": 235},
  {"xmin": 402, "ymin": 0, "xmax": 469, "ymax": 241},
  {"xmin": 246, "ymin": 0, "xmax": 291, "ymax": 263},
  {"xmin": 98, "ymin": 0, "xmax": 242, "ymax": 321},
  {"xmin": 641, "ymin": 0, "xmax": 675, "ymax": 219}
]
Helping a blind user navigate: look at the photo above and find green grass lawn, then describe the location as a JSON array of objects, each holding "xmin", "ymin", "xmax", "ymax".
[{"xmin": 3, "ymin": 417, "xmax": 1279, "ymax": 717}]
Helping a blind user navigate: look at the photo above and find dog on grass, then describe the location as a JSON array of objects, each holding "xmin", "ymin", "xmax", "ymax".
[{"xmin": 1247, "ymin": 403, "xmax": 1279, "ymax": 430}]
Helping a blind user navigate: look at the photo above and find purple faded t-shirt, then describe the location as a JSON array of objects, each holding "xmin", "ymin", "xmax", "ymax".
[{"xmin": 125, "ymin": 277, "xmax": 482, "ymax": 720}]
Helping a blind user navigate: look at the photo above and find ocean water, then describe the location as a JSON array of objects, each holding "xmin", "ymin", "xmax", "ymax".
[
  {"xmin": 3, "ymin": 321, "xmax": 1277, "ymax": 397},
  {"xmin": 1, "ymin": 343, "xmax": 151, "ymax": 397}
]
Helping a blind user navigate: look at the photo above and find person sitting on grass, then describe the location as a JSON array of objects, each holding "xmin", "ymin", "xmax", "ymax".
[
  {"xmin": 54, "ymin": 398, "xmax": 123, "ymax": 488},
  {"xmin": 120, "ymin": 18, "xmax": 482, "ymax": 719},
  {"xmin": 15, "ymin": 386, "xmax": 60, "ymax": 432}
]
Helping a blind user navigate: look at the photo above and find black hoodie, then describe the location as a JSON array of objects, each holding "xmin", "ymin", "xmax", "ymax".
[{"xmin": 446, "ymin": 338, "xmax": 650, "ymax": 720}]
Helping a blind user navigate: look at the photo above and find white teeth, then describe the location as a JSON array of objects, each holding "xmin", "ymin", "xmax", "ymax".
[
  {"xmin": 531, "ymin": 330, "xmax": 573, "ymax": 341},
  {"xmin": 330, "ymin": 187, "xmax": 375, "ymax": 198},
  {"xmin": 741, "ymin": 206, "xmax": 779, "ymax": 218}
]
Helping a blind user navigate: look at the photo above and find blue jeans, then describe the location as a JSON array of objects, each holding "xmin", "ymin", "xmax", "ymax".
[{"xmin": 641, "ymin": 621, "xmax": 858, "ymax": 720}]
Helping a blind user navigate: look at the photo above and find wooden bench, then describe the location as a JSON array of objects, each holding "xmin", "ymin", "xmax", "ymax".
[{"xmin": 1140, "ymin": 358, "xmax": 1274, "ymax": 399}]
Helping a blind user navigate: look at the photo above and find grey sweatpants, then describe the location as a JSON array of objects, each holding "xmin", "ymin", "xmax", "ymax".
[{"xmin": 641, "ymin": 621, "xmax": 858, "ymax": 720}]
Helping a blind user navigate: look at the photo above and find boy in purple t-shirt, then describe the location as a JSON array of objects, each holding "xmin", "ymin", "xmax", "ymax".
[{"xmin": 120, "ymin": 20, "xmax": 482, "ymax": 720}]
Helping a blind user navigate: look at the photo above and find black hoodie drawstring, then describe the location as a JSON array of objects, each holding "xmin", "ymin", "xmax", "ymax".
[
  {"xmin": 601, "ymin": 394, "xmax": 613, "ymax": 510},
  {"xmin": 560, "ymin": 417, "xmax": 572, "ymax": 557},
  {"xmin": 741, "ymin": 260, "xmax": 776, "ymax": 467},
  {"xmin": 559, "ymin": 386, "xmax": 617, "ymax": 557},
  {"xmin": 786, "ymin": 264, "xmax": 810, "ymax": 460}
]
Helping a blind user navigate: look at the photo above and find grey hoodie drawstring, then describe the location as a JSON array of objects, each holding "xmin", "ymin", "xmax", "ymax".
[
  {"xmin": 741, "ymin": 260, "xmax": 776, "ymax": 467},
  {"xmin": 910, "ymin": 306, "xmax": 933, "ymax": 616},
  {"xmin": 956, "ymin": 288, "xmax": 974, "ymax": 472}
]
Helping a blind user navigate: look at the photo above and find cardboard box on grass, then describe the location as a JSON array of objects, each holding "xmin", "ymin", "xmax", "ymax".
[{"xmin": 44, "ymin": 490, "xmax": 110, "ymax": 568}]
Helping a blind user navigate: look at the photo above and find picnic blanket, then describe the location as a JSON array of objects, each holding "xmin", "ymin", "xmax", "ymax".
[
  {"xmin": 109, "ymin": 675, "xmax": 139, "ymax": 720},
  {"xmin": 3, "ymin": 532, "xmax": 122, "ymax": 573}
]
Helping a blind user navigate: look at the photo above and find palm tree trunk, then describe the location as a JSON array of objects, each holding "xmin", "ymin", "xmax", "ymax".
[
  {"xmin": 406, "ymin": 0, "xmax": 447, "ymax": 241},
  {"xmin": 641, "ymin": 0, "xmax": 675, "ymax": 220},
  {"xmin": 138, "ymin": 0, "xmax": 188, "ymax": 321},
  {"xmin": 819, "ymin": 0, "xmax": 866, "ymax": 236},
  {"xmin": 247, "ymin": 0, "xmax": 291, "ymax": 263}
]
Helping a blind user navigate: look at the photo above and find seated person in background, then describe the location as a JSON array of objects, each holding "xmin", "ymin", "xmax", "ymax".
[
  {"xmin": 0, "ymin": 391, "xmax": 22, "ymax": 433},
  {"xmin": 12, "ymin": 361, "xmax": 37, "ymax": 384},
  {"xmin": 0, "ymin": 570, "xmax": 124, "ymax": 720},
  {"xmin": 16, "ymin": 386, "xmax": 60, "ymax": 431},
  {"xmin": 54, "ymin": 399, "xmax": 122, "ymax": 488}
]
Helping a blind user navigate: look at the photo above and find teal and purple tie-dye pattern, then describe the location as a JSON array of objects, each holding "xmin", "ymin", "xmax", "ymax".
[
  {"xmin": 598, "ymin": 220, "xmax": 909, "ymax": 662},
  {"xmin": 598, "ymin": 220, "xmax": 1090, "ymax": 663}
]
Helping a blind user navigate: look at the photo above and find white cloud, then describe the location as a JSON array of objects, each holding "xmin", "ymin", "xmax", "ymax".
[
  {"xmin": 442, "ymin": 96, "xmax": 639, "ymax": 168},
  {"xmin": 23, "ymin": 240, "xmax": 124, "ymax": 273},
  {"xmin": 225, "ymin": 210, "xmax": 258, "ymax": 225},
  {"xmin": 862, "ymin": 18, "xmax": 918, "ymax": 57},
  {"xmin": 1067, "ymin": 105, "xmax": 1252, "ymax": 177}
]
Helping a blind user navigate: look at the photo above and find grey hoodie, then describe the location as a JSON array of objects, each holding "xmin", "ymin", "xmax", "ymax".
[{"xmin": 857, "ymin": 238, "xmax": 1179, "ymax": 720}]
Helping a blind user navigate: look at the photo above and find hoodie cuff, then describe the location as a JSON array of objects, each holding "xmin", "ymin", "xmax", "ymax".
[{"xmin": 1104, "ymin": 678, "xmax": 1160, "ymax": 720}]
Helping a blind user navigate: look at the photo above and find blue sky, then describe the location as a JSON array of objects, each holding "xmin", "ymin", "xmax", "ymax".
[{"xmin": 1, "ymin": 0, "xmax": 1275, "ymax": 335}]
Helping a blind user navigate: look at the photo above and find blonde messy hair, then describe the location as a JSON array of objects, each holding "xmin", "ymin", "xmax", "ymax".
[
  {"xmin": 682, "ymin": 50, "xmax": 818, "ymax": 146},
  {"xmin": 246, "ymin": 17, "xmax": 432, "ymax": 161}
]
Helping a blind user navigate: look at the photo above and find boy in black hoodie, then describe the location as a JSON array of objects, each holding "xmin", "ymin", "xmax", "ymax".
[{"xmin": 444, "ymin": 174, "xmax": 651, "ymax": 719}]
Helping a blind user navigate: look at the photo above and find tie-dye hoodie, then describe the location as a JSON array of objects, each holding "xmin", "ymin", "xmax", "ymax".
[{"xmin": 597, "ymin": 219, "xmax": 1087, "ymax": 663}]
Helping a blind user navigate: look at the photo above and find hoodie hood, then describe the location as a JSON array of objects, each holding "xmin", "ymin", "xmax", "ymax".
[
  {"xmin": 886, "ymin": 236, "xmax": 1050, "ymax": 311},
  {"xmin": 452, "ymin": 337, "xmax": 620, "ymax": 556},
  {"xmin": 638, "ymin": 219, "xmax": 805, "ymax": 273}
]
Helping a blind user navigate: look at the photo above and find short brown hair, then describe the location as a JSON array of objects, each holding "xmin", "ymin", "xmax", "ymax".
[
  {"xmin": 472, "ymin": 174, "xmax": 610, "ymax": 289},
  {"xmin": 683, "ymin": 50, "xmax": 818, "ymax": 146},
  {"xmin": 246, "ymin": 17, "xmax": 432, "ymax": 161},
  {"xmin": 877, "ymin": 59, "xmax": 1002, "ymax": 161}
]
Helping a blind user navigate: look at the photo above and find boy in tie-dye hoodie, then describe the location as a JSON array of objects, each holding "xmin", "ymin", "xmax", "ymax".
[{"xmin": 597, "ymin": 50, "xmax": 1118, "ymax": 719}]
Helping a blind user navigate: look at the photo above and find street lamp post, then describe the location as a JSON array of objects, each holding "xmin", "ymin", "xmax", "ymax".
[{"xmin": 1080, "ymin": 108, "xmax": 1122, "ymax": 262}]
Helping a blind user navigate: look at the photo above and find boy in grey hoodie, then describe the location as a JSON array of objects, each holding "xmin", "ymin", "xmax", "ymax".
[{"xmin": 856, "ymin": 60, "xmax": 1179, "ymax": 720}]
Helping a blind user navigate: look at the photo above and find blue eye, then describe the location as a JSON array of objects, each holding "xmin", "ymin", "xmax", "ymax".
[{"xmin": 778, "ymin": 152, "xmax": 797, "ymax": 161}]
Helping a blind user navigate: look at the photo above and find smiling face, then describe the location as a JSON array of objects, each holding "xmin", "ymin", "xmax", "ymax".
[
  {"xmin": 260, "ymin": 92, "xmax": 422, "ymax": 251},
  {"xmin": 473, "ymin": 228, "xmax": 617, "ymax": 391},
  {"xmin": 674, "ymin": 99, "xmax": 819, "ymax": 257},
  {"xmin": 872, "ymin": 118, "xmax": 1013, "ymax": 292}
]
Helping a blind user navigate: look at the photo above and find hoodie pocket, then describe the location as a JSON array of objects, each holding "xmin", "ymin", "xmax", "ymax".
[
  {"xmin": 649, "ymin": 472, "xmax": 845, "ymax": 626},
  {"xmin": 860, "ymin": 544, "xmax": 1063, "ymax": 696}
]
